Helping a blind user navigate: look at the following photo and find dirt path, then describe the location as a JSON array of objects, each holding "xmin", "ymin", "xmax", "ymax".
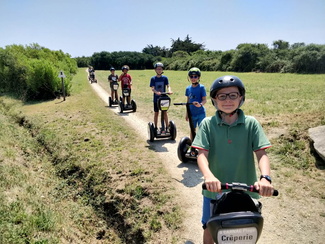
[
  {"xmin": 90, "ymin": 82, "xmax": 204, "ymax": 243},
  {"xmin": 89, "ymin": 81, "xmax": 295, "ymax": 244}
]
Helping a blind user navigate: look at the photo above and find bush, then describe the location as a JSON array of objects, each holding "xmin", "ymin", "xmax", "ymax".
[{"xmin": 0, "ymin": 44, "xmax": 77, "ymax": 101}]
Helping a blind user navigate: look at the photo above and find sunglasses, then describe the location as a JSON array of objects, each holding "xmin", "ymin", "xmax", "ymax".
[
  {"xmin": 215, "ymin": 92, "xmax": 240, "ymax": 101},
  {"xmin": 190, "ymin": 75, "xmax": 198, "ymax": 79}
]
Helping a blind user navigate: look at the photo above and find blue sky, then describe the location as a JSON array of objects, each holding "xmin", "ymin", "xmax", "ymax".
[{"xmin": 1, "ymin": 0, "xmax": 324, "ymax": 57}]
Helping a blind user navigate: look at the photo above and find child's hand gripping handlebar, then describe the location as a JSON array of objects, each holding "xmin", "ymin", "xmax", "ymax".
[
  {"xmin": 202, "ymin": 182, "xmax": 279, "ymax": 196},
  {"xmin": 160, "ymin": 92, "xmax": 173, "ymax": 95}
]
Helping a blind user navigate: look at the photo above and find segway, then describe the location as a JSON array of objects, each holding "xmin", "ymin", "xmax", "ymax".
[
  {"xmin": 174, "ymin": 102, "xmax": 197, "ymax": 162},
  {"xmin": 89, "ymin": 72, "xmax": 97, "ymax": 83},
  {"xmin": 202, "ymin": 182, "xmax": 279, "ymax": 244},
  {"xmin": 118, "ymin": 86, "xmax": 136, "ymax": 113},
  {"xmin": 108, "ymin": 82, "xmax": 119, "ymax": 107},
  {"xmin": 148, "ymin": 93, "xmax": 177, "ymax": 142}
]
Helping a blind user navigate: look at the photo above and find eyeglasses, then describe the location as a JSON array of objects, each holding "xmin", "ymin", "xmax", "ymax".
[
  {"xmin": 215, "ymin": 92, "xmax": 240, "ymax": 100},
  {"xmin": 190, "ymin": 75, "xmax": 198, "ymax": 79}
]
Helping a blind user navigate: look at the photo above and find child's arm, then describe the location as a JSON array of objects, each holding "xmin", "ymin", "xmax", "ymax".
[
  {"xmin": 201, "ymin": 96, "xmax": 207, "ymax": 106},
  {"xmin": 185, "ymin": 96, "xmax": 190, "ymax": 121},
  {"xmin": 151, "ymin": 86, "xmax": 161, "ymax": 95},
  {"xmin": 167, "ymin": 85, "xmax": 173, "ymax": 94},
  {"xmin": 193, "ymin": 95, "xmax": 207, "ymax": 107},
  {"xmin": 254, "ymin": 149, "xmax": 274, "ymax": 196},
  {"xmin": 197, "ymin": 149, "xmax": 221, "ymax": 193}
]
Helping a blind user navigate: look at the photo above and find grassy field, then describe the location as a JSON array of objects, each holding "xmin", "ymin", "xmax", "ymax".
[{"xmin": 0, "ymin": 68, "xmax": 324, "ymax": 243}]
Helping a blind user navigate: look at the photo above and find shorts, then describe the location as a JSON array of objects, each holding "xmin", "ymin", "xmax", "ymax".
[
  {"xmin": 201, "ymin": 195, "xmax": 219, "ymax": 229},
  {"xmin": 122, "ymin": 89, "xmax": 131, "ymax": 98},
  {"xmin": 191, "ymin": 113, "xmax": 206, "ymax": 128},
  {"xmin": 153, "ymin": 101, "xmax": 159, "ymax": 112}
]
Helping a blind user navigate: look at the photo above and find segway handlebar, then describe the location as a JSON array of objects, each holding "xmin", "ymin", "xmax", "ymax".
[
  {"xmin": 202, "ymin": 182, "xmax": 278, "ymax": 196},
  {"xmin": 173, "ymin": 102, "xmax": 193, "ymax": 105}
]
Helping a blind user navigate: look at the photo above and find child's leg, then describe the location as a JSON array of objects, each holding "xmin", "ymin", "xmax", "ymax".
[
  {"xmin": 153, "ymin": 102, "xmax": 159, "ymax": 128},
  {"xmin": 202, "ymin": 196, "xmax": 214, "ymax": 244},
  {"xmin": 203, "ymin": 229, "xmax": 214, "ymax": 244},
  {"xmin": 114, "ymin": 90, "xmax": 118, "ymax": 101},
  {"xmin": 164, "ymin": 111, "xmax": 169, "ymax": 130},
  {"xmin": 154, "ymin": 112, "xmax": 159, "ymax": 128}
]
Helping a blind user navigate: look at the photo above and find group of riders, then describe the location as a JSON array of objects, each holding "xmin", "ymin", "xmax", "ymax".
[{"xmin": 87, "ymin": 65, "xmax": 133, "ymax": 108}]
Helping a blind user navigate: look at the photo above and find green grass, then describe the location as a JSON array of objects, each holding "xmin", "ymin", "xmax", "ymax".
[
  {"xmin": 97, "ymin": 69, "xmax": 325, "ymax": 167},
  {"xmin": 0, "ymin": 70, "xmax": 182, "ymax": 243},
  {"xmin": 0, "ymin": 68, "xmax": 324, "ymax": 243}
]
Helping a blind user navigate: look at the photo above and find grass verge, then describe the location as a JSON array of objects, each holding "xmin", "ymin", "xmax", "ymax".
[{"xmin": 0, "ymin": 70, "xmax": 182, "ymax": 243}]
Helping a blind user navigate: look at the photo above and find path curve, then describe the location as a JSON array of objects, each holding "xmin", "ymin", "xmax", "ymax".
[{"xmin": 90, "ymin": 82, "xmax": 204, "ymax": 243}]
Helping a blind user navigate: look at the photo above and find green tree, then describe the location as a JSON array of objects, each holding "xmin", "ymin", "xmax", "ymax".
[
  {"xmin": 170, "ymin": 35, "xmax": 205, "ymax": 54},
  {"xmin": 231, "ymin": 44, "xmax": 269, "ymax": 72}
]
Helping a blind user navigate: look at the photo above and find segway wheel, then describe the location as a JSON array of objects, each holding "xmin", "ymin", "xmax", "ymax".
[
  {"xmin": 118, "ymin": 101, "xmax": 124, "ymax": 113},
  {"xmin": 131, "ymin": 100, "xmax": 137, "ymax": 112},
  {"xmin": 169, "ymin": 121, "xmax": 177, "ymax": 140},
  {"xmin": 109, "ymin": 97, "xmax": 112, "ymax": 107},
  {"xmin": 177, "ymin": 136, "xmax": 192, "ymax": 163},
  {"xmin": 148, "ymin": 122, "xmax": 155, "ymax": 142}
]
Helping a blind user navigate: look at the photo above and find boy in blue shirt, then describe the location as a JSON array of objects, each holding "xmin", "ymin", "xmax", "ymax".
[
  {"xmin": 185, "ymin": 67, "xmax": 207, "ymax": 140},
  {"xmin": 192, "ymin": 75, "xmax": 274, "ymax": 244},
  {"xmin": 150, "ymin": 62, "xmax": 172, "ymax": 132}
]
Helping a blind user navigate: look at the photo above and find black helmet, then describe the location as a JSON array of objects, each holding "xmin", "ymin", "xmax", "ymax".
[
  {"xmin": 210, "ymin": 75, "xmax": 246, "ymax": 109},
  {"xmin": 122, "ymin": 65, "xmax": 129, "ymax": 71},
  {"xmin": 110, "ymin": 67, "xmax": 115, "ymax": 71},
  {"xmin": 188, "ymin": 67, "xmax": 201, "ymax": 77},
  {"xmin": 154, "ymin": 62, "xmax": 164, "ymax": 69}
]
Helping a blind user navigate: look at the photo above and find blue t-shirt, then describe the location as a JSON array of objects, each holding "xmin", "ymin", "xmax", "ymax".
[
  {"xmin": 150, "ymin": 75, "xmax": 169, "ymax": 102},
  {"xmin": 185, "ymin": 84, "xmax": 206, "ymax": 116}
]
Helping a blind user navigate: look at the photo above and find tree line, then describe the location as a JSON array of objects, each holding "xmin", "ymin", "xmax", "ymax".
[
  {"xmin": 0, "ymin": 44, "xmax": 77, "ymax": 101},
  {"xmin": 75, "ymin": 36, "xmax": 325, "ymax": 74}
]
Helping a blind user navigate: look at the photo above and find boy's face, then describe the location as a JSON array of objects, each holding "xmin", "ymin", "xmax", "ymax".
[
  {"xmin": 122, "ymin": 69, "xmax": 128, "ymax": 73},
  {"xmin": 213, "ymin": 86, "xmax": 242, "ymax": 113},
  {"xmin": 189, "ymin": 74, "xmax": 199, "ymax": 83},
  {"xmin": 155, "ymin": 67, "xmax": 163, "ymax": 75}
]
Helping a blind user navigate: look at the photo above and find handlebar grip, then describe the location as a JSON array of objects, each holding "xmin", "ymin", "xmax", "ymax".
[
  {"xmin": 173, "ymin": 102, "xmax": 191, "ymax": 105},
  {"xmin": 202, "ymin": 183, "xmax": 279, "ymax": 196}
]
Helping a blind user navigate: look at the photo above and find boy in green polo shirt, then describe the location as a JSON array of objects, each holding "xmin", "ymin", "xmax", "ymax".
[{"xmin": 191, "ymin": 75, "xmax": 274, "ymax": 244}]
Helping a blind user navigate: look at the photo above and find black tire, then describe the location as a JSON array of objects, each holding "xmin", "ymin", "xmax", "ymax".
[
  {"xmin": 109, "ymin": 97, "xmax": 112, "ymax": 107},
  {"xmin": 131, "ymin": 100, "xmax": 137, "ymax": 112},
  {"xmin": 148, "ymin": 122, "xmax": 155, "ymax": 142},
  {"xmin": 177, "ymin": 137, "xmax": 192, "ymax": 163},
  {"xmin": 118, "ymin": 101, "xmax": 124, "ymax": 113},
  {"xmin": 169, "ymin": 121, "xmax": 177, "ymax": 140}
]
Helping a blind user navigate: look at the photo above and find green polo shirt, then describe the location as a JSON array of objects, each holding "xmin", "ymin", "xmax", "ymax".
[{"xmin": 192, "ymin": 109, "xmax": 271, "ymax": 199}]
